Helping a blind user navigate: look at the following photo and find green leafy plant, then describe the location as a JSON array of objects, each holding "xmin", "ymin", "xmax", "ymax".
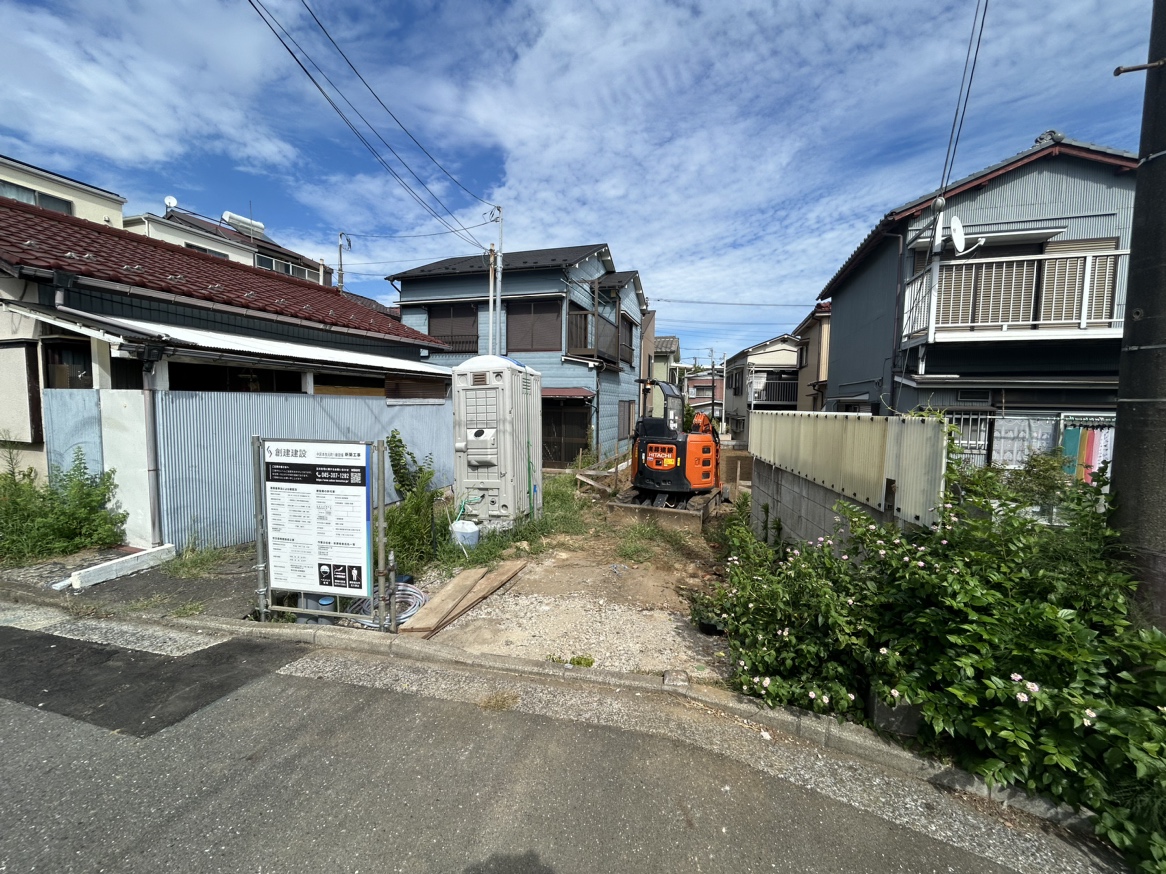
[
  {"xmin": 0, "ymin": 443, "xmax": 126, "ymax": 563},
  {"xmin": 691, "ymin": 453, "xmax": 1166, "ymax": 871}
]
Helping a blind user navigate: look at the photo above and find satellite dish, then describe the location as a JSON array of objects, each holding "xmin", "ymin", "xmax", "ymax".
[
  {"xmin": 164, "ymin": 195, "xmax": 178, "ymax": 210},
  {"xmin": 951, "ymin": 215, "xmax": 966, "ymax": 253}
]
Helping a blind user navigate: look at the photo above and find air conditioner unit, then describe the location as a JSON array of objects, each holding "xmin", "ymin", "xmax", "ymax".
[{"xmin": 452, "ymin": 355, "xmax": 542, "ymax": 530}]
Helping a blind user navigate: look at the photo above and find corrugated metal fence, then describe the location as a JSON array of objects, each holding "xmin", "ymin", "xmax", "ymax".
[
  {"xmin": 749, "ymin": 411, "xmax": 947, "ymax": 526},
  {"xmin": 155, "ymin": 392, "xmax": 454, "ymax": 550},
  {"xmin": 43, "ymin": 389, "xmax": 104, "ymax": 474}
]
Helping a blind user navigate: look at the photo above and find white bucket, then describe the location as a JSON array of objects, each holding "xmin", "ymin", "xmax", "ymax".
[{"xmin": 450, "ymin": 520, "xmax": 480, "ymax": 548}]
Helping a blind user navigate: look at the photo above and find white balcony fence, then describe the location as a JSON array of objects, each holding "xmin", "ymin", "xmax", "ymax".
[{"xmin": 902, "ymin": 249, "xmax": 1126, "ymax": 341}]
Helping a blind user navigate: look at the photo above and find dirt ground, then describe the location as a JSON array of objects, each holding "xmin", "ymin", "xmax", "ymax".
[{"xmin": 0, "ymin": 452, "xmax": 751, "ymax": 683}]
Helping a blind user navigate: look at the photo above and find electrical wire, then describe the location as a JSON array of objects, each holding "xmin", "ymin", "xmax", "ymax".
[
  {"xmin": 652, "ymin": 297, "xmax": 818, "ymax": 308},
  {"xmin": 299, "ymin": 0, "xmax": 495, "ymax": 208},
  {"xmin": 246, "ymin": 0, "xmax": 488, "ymax": 250},
  {"xmin": 344, "ymin": 221, "xmax": 496, "ymax": 240},
  {"xmin": 938, "ymin": 0, "xmax": 990, "ymax": 195}
]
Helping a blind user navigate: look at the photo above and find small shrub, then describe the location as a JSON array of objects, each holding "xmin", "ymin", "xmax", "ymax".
[
  {"xmin": 692, "ymin": 455, "xmax": 1166, "ymax": 871},
  {"xmin": 0, "ymin": 444, "xmax": 126, "ymax": 563}
]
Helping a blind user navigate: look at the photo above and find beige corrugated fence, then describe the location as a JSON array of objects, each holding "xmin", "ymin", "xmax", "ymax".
[{"xmin": 749, "ymin": 411, "xmax": 947, "ymax": 526}]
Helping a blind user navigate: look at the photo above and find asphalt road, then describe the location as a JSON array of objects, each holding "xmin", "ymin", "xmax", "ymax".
[{"xmin": 0, "ymin": 619, "xmax": 1122, "ymax": 874}]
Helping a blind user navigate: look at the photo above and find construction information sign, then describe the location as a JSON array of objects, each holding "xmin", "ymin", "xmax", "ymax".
[{"xmin": 263, "ymin": 440, "xmax": 372, "ymax": 597}]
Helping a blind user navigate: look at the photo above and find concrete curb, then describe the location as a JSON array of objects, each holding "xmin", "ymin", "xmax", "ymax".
[
  {"xmin": 3, "ymin": 585, "xmax": 1093, "ymax": 839},
  {"xmin": 53, "ymin": 545, "xmax": 177, "ymax": 590}
]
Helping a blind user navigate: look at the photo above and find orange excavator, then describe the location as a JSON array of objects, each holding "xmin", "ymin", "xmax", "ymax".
[{"xmin": 629, "ymin": 379, "xmax": 721, "ymax": 508}]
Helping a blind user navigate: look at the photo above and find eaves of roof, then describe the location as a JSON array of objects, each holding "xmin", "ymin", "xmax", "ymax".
[
  {"xmin": 816, "ymin": 137, "xmax": 1138, "ymax": 302},
  {"xmin": 0, "ymin": 198, "xmax": 445, "ymax": 348},
  {"xmin": 389, "ymin": 244, "xmax": 612, "ymax": 280}
]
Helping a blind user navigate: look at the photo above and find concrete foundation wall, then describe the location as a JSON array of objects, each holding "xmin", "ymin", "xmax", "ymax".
[{"xmin": 750, "ymin": 457, "xmax": 895, "ymax": 546}]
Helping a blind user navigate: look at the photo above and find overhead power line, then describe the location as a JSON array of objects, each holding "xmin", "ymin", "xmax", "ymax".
[
  {"xmin": 299, "ymin": 0, "xmax": 494, "ymax": 208},
  {"xmin": 246, "ymin": 0, "xmax": 487, "ymax": 250},
  {"xmin": 652, "ymin": 297, "xmax": 818, "ymax": 308},
  {"xmin": 344, "ymin": 221, "xmax": 495, "ymax": 240},
  {"xmin": 939, "ymin": 0, "xmax": 990, "ymax": 194}
]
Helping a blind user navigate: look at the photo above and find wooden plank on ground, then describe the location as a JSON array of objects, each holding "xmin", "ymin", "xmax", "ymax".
[
  {"xmin": 399, "ymin": 567, "xmax": 486, "ymax": 633},
  {"xmin": 575, "ymin": 473, "xmax": 611, "ymax": 495},
  {"xmin": 425, "ymin": 560, "xmax": 527, "ymax": 639}
]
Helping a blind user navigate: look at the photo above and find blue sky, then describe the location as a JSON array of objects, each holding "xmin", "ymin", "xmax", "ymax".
[{"xmin": 0, "ymin": 0, "xmax": 1151, "ymax": 364}]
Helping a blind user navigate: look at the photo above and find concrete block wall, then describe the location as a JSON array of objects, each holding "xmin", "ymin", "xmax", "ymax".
[{"xmin": 750, "ymin": 458, "xmax": 895, "ymax": 546}]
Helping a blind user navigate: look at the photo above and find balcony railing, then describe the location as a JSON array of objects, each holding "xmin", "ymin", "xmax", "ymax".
[
  {"xmin": 567, "ymin": 312, "xmax": 619, "ymax": 363},
  {"xmin": 902, "ymin": 249, "xmax": 1127, "ymax": 343},
  {"xmin": 430, "ymin": 333, "xmax": 479, "ymax": 353},
  {"xmin": 752, "ymin": 381, "xmax": 798, "ymax": 404}
]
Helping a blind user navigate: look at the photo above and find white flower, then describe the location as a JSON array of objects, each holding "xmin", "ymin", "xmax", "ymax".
[
  {"xmin": 847, "ymin": 693, "xmax": 855, "ymax": 701},
  {"xmin": 762, "ymin": 677, "xmax": 771, "ymax": 688},
  {"xmin": 1083, "ymin": 718, "xmax": 1093, "ymax": 727},
  {"xmin": 1016, "ymin": 692, "xmax": 1029, "ymax": 703},
  {"xmin": 944, "ymin": 503, "xmax": 952, "ymax": 509},
  {"xmin": 822, "ymin": 695, "xmax": 829, "ymax": 704},
  {"xmin": 1085, "ymin": 708, "xmax": 1097, "ymax": 719},
  {"xmin": 753, "ymin": 676, "xmax": 760, "ymax": 683},
  {"xmin": 879, "ymin": 647, "xmax": 888, "ymax": 655},
  {"xmin": 1025, "ymin": 681, "xmax": 1040, "ymax": 693},
  {"xmin": 846, "ymin": 598, "xmax": 854, "ymax": 606},
  {"xmin": 890, "ymin": 689, "xmax": 900, "ymax": 699},
  {"xmin": 1010, "ymin": 673, "xmax": 1023, "ymax": 682},
  {"xmin": 738, "ymin": 660, "xmax": 745, "ymax": 667},
  {"xmin": 876, "ymin": 540, "xmax": 884, "ymax": 545},
  {"xmin": 809, "ymin": 691, "xmax": 816, "ymax": 699},
  {"xmin": 879, "ymin": 550, "xmax": 886, "ymax": 556},
  {"xmin": 868, "ymin": 524, "xmax": 876, "ymax": 530},
  {"xmin": 917, "ymin": 561, "xmax": 925, "ymax": 567},
  {"xmin": 841, "ymin": 554, "xmax": 849, "ymax": 560},
  {"xmin": 792, "ymin": 549, "xmax": 801, "ymax": 556}
]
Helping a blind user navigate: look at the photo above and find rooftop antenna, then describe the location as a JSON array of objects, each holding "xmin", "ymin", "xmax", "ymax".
[
  {"xmin": 163, "ymin": 195, "xmax": 178, "ymax": 211},
  {"xmin": 950, "ymin": 214, "xmax": 987, "ymax": 257}
]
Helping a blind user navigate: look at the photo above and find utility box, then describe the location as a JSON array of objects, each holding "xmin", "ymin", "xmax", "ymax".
[{"xmin": 452, "ymin": 355, "xmax": 542, "ymax": 530}]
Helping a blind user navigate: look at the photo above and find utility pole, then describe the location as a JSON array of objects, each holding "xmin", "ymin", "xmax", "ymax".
[
  {"xmin": 337, "ymin": 232, "xmax": 351, "ymax": 292},
  {"xmin": 1113, "ymin": 0, "xmax": 1166, "ymax": 624}
]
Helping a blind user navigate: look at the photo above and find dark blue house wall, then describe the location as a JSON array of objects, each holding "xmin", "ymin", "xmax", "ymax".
[{"xmin": 823, "ymin": 239, "xmax": 900, "ymax": 412}]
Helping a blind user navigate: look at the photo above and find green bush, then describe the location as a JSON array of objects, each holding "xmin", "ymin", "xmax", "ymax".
[
  {"xmin": 0, "ymin": 445, "xmax": 127, "ymax": 563},
  {"xmin": 691, "ymin": 458, "xmax": 1166, "ymax": 871}
]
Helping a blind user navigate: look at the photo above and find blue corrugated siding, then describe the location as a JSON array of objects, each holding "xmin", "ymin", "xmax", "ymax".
[
  {"xmin": 154, "ymin": 392, "xmax": 453, "ymax": 550},
  {"xmin": 43, "ymin": 389, "xmax": 103, "ymax": 475}
]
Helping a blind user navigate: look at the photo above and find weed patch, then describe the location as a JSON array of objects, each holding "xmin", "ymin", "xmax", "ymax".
[
  {"xmin": 478, "ymin": 691, "xmax": 519, "ymax": 711},
  {"xmin": 0, "ymin": 442, "xmax": 126, "ymax": 564},
  {"xmin": 171, "ymin": 600, "xmax": 206, "ymax": 618},
  {"xmin": 166, "ymin": 541, "xmax": 229, "ymax": 579}
]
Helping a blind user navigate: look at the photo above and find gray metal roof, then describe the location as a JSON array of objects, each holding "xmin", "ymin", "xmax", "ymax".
[
  {"xmin": 655, "ymin": 335, "xmax": 680, "ymax": 355},
  {"xmin": 817, "ymin": 134, "xmax": 1138, "ymax": 301},
  {"xmin": 389, "ymin": 244, "xmax": 611, "ymax": 280}
]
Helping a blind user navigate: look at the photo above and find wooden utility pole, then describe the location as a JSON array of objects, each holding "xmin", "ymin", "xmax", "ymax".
[{"xmin": 1113, "ymin": 0, "xmax": 1166, "ymax": 623}]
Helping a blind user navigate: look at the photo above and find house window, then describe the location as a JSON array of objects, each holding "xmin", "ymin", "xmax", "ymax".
[
  {"xmin": 619, "ymin": 316, "xmax": 635, "ymax": 365},
  {"xmin": 185, "ymin": 242, "xmax": 230, "ymax": 259},
  {"xmin": 618, "ymin": 400, "xmax": 636, "ymax": 440},
  {"xmin": 507, "ymin": 299, "xmax": 562, "ymax": 352},
  {"xmin": 111, "ymin": 358, "xmax": 144, "ymax": 390},
  {"xmin": 0, "ymin": 180, "xmax": 73, "ymax": 215},
  {"xmin": 255, "ymin": 253, "xmax": 320, "ymax": 283},
  {"xmin": 168, "ymin": 362, "xmax": 302, "ymax": 393},
  {"xmin": 427, "ymin": 303, "xmax": 478, "ymax": 353},
  {"xmin": 43, "ymin": 340, "xmax": 92, "ymax": 388},
  {"xmin": 797, "ymin": 346, "xmax": 808, "ymax": 369}
]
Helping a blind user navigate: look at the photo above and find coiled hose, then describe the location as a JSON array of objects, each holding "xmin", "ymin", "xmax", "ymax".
[{"xmin": 347, "ymin": 582, "xmax": 428, "ymax": 628}]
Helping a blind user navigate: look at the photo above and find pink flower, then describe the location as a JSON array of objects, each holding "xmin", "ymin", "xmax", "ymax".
[
  {"xmin": 818, "ymin": 537, "xmax": 825, "ymax": 542},
  {"xmin": 762, "ymin": 677, "xmax": 771, "ymax": 688},
  {"xmin": 1025, "ymin": 681, "xmax": 1040, "ymax": 693},
  {"xmin": 809, "ymin": 691, "xmax": 817, "ymax": 699},
  {"xmin": 917, "ymin": 561, "xmax": 925, "ymax": 567},
  {"xmin": 841, "ymin": 555, "xmax": 849, "ymax": 560},
  {"xmin": 1016, "ymin": 692, "xmax": 1029, "ymax": 703},
  {"xmin": 1010, "ymin": 673, "xmax": 1023, "ymax": 682},
  {"xmin": 846, "ymin": 598, "xmax": 854, "ymax": 606},
  {"xmin": 890, "ymin": 689, "xmax": 900, "ymax": 699},
  {"xmin": 941, "ymin": 539, "xmax": 948, "ymax": 545}
]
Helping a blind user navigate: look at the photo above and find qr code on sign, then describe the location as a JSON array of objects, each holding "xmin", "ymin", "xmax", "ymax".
[{"xmin": 350, "ymin": 471, "xmax": 361, "ymax": 483}]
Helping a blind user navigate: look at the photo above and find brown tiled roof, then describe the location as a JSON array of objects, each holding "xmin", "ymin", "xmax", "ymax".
[
  {"xmin": 0, "ymin": 198, "xmax": 442, "ymax": 347},
  {"xmin": 390, "ymin": 244, "xmax": 610, "ymax": 280}
]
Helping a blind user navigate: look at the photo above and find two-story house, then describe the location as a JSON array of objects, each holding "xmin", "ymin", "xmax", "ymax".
[
  {"xmin": 124, "ymin": 207, "xmax": 333, "ymax": 286},
  {"xmin": 686, "ymin": 371, "xmax": 724, "ymax": 422},
  {"xmin": 793, "ymin": 302, "xmax": 831, "ymax": 411},
  {"xmin": 390, "ymin": 245, "xmax": 649, "ymax": 466},
  {"xmin": 647, "ymin": 335, "xmax": 686, "ymax": 415},
  {"xmin": 723, "ymin": 335, "xmax": 800, "ymax": 442},
  {"xmin": 819, "ymin": 132, "xmax": 1134, "ymax": 470}
]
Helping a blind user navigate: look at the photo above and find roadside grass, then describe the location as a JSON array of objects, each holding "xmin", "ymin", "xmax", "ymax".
[
  {"xmin": 546, "ymin": 654, "xmax": 595, "ymax": 667},
  {"xmin": 165, "ymin": 541, "xmax": 230, "ymax": 579},
  {"xmin": 616, "ymin": 521, "xmax": 702, "ymax": 564},
  {"xmin": 478, "ymin": 691, "xmax": 519, "ymax": 711},
  {"xmin": 123, "ymin": 594, "xmax": 169, "ymax": 613},
  {"xmin": 170, "ymin": 599, "xmax": 206, "ymax": 618},
  {"xmin": 63, "ymin": 598, "xmax": 115, "ymax": 619}
]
